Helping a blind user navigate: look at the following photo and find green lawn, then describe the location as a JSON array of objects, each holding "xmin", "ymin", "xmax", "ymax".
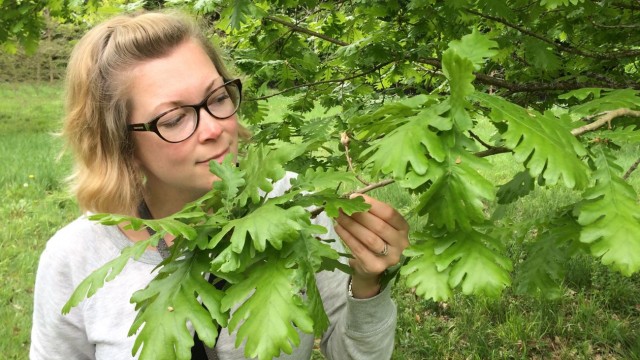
[{"xmin": 2, "ymin": 82, "xmax": 639, "ymax": 359}]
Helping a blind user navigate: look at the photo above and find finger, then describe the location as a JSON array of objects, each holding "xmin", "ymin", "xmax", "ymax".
[
  {"xmin": 335, "ymin": 223, "xmax": 394, "ymax": 275},
  {"xmin": 350, "ymin": 193, "xmax": 409, "ymax": 232},
  {"xmin": 340, "ymin": 200, "xmax": 409, "ymax": 248},
  {"xmin": 336, "ymin": 211, "xmax": 389, "ymax": 255}
]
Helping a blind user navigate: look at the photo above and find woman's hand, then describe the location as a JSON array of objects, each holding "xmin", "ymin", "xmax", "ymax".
[{"xmin": 334, "ymin": 193, "xmax": 410, "ymax": 298}]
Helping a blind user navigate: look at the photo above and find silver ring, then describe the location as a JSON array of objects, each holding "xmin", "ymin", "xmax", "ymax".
[{"xmin": 376, "ymin": 243, "xmax": 389, "ymax": 257}]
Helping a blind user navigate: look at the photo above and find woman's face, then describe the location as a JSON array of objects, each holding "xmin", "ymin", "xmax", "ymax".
[{"xmin": 128, "ymin": 39, "xmax": 239, "ymax": 207}]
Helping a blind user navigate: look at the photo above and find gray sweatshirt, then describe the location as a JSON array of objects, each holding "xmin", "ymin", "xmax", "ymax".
[{"xmin": 30, "ymin": 178, "xmax": 397, "ymax": 360}]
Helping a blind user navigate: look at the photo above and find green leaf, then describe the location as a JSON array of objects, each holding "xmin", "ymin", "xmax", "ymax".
[
  {"xmin": 129, "ymin": 251, "xmax": 228, "ymax": 360},
  {"xmin": 568, "ymin": 89, "xmax": 640, "ymax": 116},
  {"xmin": 210, "ymin": 202, "xmax": 314, "ymax": 252},
  {"xmin": 219, "ymin": 0, "xmax": 265, "ymax": 30},
  {"xmin": 89, "ymin": 213, "xmax": 144, "ymax": 228},
  {"xmin": 558, "ymin": 88, "xmax": 605, "ymax": 101},
  {"xmin": 296, "ymin": 190, "xmax": 371, "ymax": 218},
  {"xmin": 576, "ymin": 147, "xmax": 640, "ymax": 276},
  {"xmin": 62, "ymin": 237, "xmax": 154, "ymax": 313},
  {"xmin": 435, "ymin": 229, "xmax": 513, "ymax": 297},
  {"xmin": 523, "ymin": 38, "xmax": 561, "ymax": 72},
  {"xmin": 287, "ymin": 233, "xmax": 342, "ymax": 336},
  {"xmin": 238, "ymin": 143, "xmax": 307, "ymax": 206},
  {"xmin": 473, "ymin": 92, "xmax": 590, "ymax": 189},
  {"xmin": 351, "ymin": 96, "xmax": 448, "ymax": 140},
  {"xmin": 209, "ymin": 154, "xmax": 246, "ymax": 203},
  {"xmin": 222, "ymin": 257, "xmax": 314, "ymax": 360},
  {"xmin": 540, "ymin": 0, "xmax": 584, "ymax": 10},
  {"xmin": 322, "ymin": 196, "xmax": 371, "ymax": 218},
  {"xmin": 594, "ymin": 126, "xmax": 640, "ymax": 145},
  {"xmin": 361, "ymin": 111, "xmax": 446, "ymax": 179},
  {"xmin": 300, "ymin": 274, "xmax": 329, "ymax": 336},
  {"xmin": 291, "ymin": 167, "xmax": 358, "ymax": 192},
  {"xmin": 400, "ymin": 239, "xmax": 453, "ymax": 301},
  {"xmin": 447, "ymin": 29, "xmax": 498, "ymax": 70},
  {"xmin": 515, "ymin": 215, "xmax": 583, "ymax": 298},
  {"xmin": 210, "ymin": 245, "xmax": 266, "ymax": 283},
  {"xmin": 496, "ymin": 170, "xmax": 535, "ymax": 204},
  {"xmin": 442, "ymin": 50, "xmax": 475, "ymax": 130},
  {"xmin": 416, "ymin": 157, "xmax": 495, "ymax": 231},
  {"xmin": 145, "ymin": 219, "xmax": 197, "ymax": 241}
]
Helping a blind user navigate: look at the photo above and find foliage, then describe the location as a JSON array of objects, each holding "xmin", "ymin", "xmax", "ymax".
[
  {"xmin": 63, "ymin": 146, "xmax": 368, "ymax": 360},
  {"xmin": 6, "ymin": 1, "xmax": 640, "ymax": 359}
]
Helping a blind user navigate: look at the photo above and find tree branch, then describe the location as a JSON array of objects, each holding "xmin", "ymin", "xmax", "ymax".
[
  {"xmin": 416, "ymin": 58, "xmax": 640, "ymax": 92},
  {"xmin": 464, "ymin": 8, "xmax": 640, "ymax": 60},
  {"xmin": 263, "ymin": 15, "xmax": 349, "ymax": 46},
  {"xmin": 591, "ymin": 20, "xmax": 640, "ymax": 29},
  {"xmin": 247, "ymin": 60, "xmax": 396, "ymax": 101},
  {"xmin": 256, "ymin": 14, "xmax": 639, "ymax": 99},
  {"xmin": 571, "ymin": 108, "xmax": 640, "ymax": 136}
]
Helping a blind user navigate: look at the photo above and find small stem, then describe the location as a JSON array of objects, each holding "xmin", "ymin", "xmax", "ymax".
[
  {"xmin": 468, "ymin": 130, "xmax": 495, "ymax": 150},
  {"xmin": 474, "ymin": 147, "xmax": 512, "ymax": 157},
  {"xmin": 349, "ymin": 179, "xmax": 396, "ymax": 196},
  {"xmin": 264, "ymin": 15, "xmax": 349, "ymax": 46},
  {"xmin": 623, "ymin": 157, "xmax": 640, "ymax": 180},
  {"xmin": 341, "ymin": 132, "xmax": 369, "ymax": 185}
]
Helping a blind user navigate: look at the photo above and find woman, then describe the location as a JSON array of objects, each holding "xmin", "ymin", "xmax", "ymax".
[{"xmin": 30, "ymin": 11, "xmax": 409, "ymax": 360}]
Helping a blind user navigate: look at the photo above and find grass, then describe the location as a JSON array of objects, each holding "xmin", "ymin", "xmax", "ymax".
[
  {"xmin": 2, "ymin": 81, "xmax": 640, "ymax": 359},
  {"xmin": 0, "ymin": 82, "xmax": 79, "ymax": 358}
]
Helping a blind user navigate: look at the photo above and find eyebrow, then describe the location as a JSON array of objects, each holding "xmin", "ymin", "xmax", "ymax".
[{"xmin": 150, "ymin": 77, "xmax": 224, "ymax": 115}]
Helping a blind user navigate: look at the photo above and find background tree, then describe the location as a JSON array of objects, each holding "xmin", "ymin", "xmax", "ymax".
[{"xmin": 5, "ymin": 1, "xmax": 640, "ymax": 359}]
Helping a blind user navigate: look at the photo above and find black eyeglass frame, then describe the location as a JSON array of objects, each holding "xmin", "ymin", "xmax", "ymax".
[{"xmin": 126, "ymin": 78, "xmax": 242, "ymax": 143}]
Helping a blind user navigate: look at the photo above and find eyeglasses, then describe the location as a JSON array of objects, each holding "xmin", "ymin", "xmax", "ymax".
[{"xmin": 127, "ymin": 78, "xmax": 242, "ymax": 143}]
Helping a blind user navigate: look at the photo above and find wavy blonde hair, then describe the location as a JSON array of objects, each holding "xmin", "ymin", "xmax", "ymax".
[{"xmin": 63, "ymin": 11, "xmax": 246, "ymax": 215}]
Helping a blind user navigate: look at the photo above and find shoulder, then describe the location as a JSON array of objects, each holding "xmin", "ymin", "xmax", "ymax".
[
  {"xmin": 39, "ymin": 216, "xmax": 122, "ymax": 283},
  {"xmin": 45, "ymin": 215, "xmax": 115, "ymax": 256}
]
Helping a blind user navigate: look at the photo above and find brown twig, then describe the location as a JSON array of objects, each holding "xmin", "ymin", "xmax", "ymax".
[
  {"xmin": 622, "ymin": 159, "xmax": 640, "ymax": 180},
  {"xmin": 247, "ymin": 60, "xmax": 396, "ymax": 101},
  {"xmin": 468, "ymin": 130, "xmax": 495, "ymax": 150},
  {"xmin": 474, "ymin": 108, "xmax": 640, "ymax": 158},
  {"xmin": 464, "ymin": 8, "xmax": 640, "ymax": 60},
  {"xmin": 474, "ymin": 147, "xmax": 512, "ymax": 157},
  {"xmin": 571, "ymin": 108, "xmax": 640, "ymax": 136},
  {"xmin": 264, "ymin": 15, "xmax": 349, "ymax": 46},
  {"xmin": 341, "ymin": 132, "xmax": 370, "ymax": 185},
  {"xmin": 416, "ymin": 58, "xmax": 640, "ymax": 93},
  {"xmin": 623, "ymin": 157, "xmax": 640, "ymax": 180}
]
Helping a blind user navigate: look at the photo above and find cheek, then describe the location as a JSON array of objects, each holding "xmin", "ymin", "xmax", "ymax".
[
  {"xmin": 133, "ymin": 135, "xmax": 189, "ymax": 171},
  {"xmin": 225, "ymin": 119, "xmax": 240, "ymax": 146}
]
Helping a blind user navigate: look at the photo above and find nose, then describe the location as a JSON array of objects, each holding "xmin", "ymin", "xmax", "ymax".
[{"xmin": 196, "ymin": 107, "xmax": 224, "ymax": 141}]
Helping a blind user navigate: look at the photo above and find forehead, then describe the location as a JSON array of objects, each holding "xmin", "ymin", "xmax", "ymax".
[{"xmin": 127, "ymin": 39, "xmax": 221, "ymax": 118}]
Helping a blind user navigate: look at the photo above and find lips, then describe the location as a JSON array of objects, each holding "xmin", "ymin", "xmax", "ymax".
[{"xmin": 198, "ymin": 148, "xmax": 229, "ymax": 165}]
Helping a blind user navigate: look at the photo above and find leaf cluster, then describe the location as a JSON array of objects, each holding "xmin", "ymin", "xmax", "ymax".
[{"xmin": 63, "ymin": 143, "xmax": 369, "ymax": 360}]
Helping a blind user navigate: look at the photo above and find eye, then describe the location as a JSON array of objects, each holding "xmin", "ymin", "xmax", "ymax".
[
  {"xmin": 157, "ymin": 110, "xmax": 188, "ymax": 129},
  {"xmin": 209, "ymin": 91, "xmax": 231, "ymax": 106}
]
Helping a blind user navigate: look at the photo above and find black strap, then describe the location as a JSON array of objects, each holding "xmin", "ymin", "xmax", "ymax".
[{"xmin": 137, "ymin": 201, "xmax": 223, "ymax": 360}]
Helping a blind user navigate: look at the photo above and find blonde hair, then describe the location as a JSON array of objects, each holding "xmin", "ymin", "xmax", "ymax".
[{"xmin": 63, "ymin": 11, "xmax": 245, "ymax": 215}]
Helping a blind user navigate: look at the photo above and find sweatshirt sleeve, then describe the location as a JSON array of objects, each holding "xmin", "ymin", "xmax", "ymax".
[
  {"xmin": 313, "ymin": 212, "xmax": 397, "ymax": 360},
  {"xmin": 30, "ymin": 227, "xmax": 95, "ymax": 360}
]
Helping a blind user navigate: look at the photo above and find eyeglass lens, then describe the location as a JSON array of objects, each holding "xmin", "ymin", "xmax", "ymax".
[{"xmin": 156, "ymin": 82, "xmax": 240, "ymax": 142}]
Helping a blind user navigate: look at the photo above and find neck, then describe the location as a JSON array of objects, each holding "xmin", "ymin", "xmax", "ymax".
[{"xmin": 142, "ymin": 181, "xmax": 204, "ymax": 219}]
